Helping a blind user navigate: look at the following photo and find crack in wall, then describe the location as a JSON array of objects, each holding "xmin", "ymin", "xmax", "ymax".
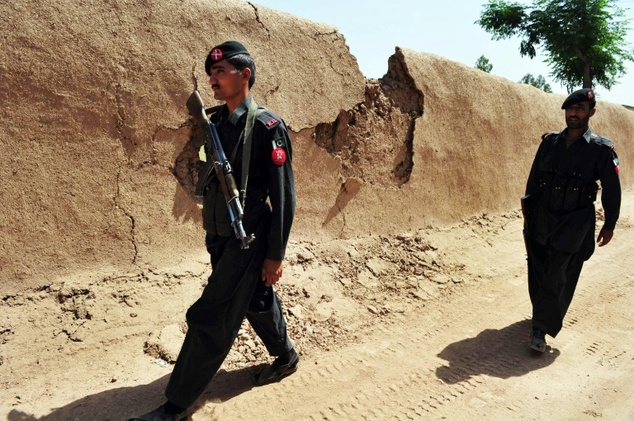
[
  {"xmin": 173, "ymin": 49, "xmax": 424, "ymax": 230},
  {"xmin": 382, "ymin": 48, "xmax": 425, "ymax": 116},
  {"xmin": 171, "ymin": 69, "xmax": 210, "ymax": 200},
  {"xmin": 148, "ymin": 123, "xmax": 190, "ymax": 174},
  {"xmin": 113, "ymin": 168, "xmax": 139, "ymax": 265},
  {"xmin": 322, "ymin": 177, "xmax": 362, "ymax": 232},
  {"xmin": 328, "ymin": 58, "xmax": 346, "ymax": 78},
  {"xmin": 262, "ymin": 84, "xmax": 280, "ymax": 105},
  {"xmin": 382, "ymin": 48, "xmax": 424, "ymax": 182},
  {"xmin": 172, "ymin": 118, "xmax": 205, "ymax": 201},
  {"xmin": 112, "ymin": 79, "xmax": 140, "ymax": 265},
  {"xmin": 247, "ymin": 2, "xmax": 271, "ymax": 39},
  {"xmin": 191, "ymin": 62, "xmax": 199, "ymax": 92},
  {"xmin": 315, "ymin": 30, "xmax": 339, "ymax": 38},
  {"xmin": 314, "ymin": 48, "xmax": 423, "ymax": 188}
]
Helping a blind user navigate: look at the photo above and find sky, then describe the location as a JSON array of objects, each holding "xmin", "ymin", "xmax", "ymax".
[{"xmin": 247, "ymin": 0, "xmax": 634, "ymax": 106}]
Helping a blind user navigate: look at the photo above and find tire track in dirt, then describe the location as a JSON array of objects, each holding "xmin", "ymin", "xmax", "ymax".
[
  {"xmin": 195, "ymin": 263, "xmax": 536, "ymax": 419},
  {"xmin": 431, "ymin": 207, "xmax": 634, "ymax": 421},
  {"xmin": 193, "ymin": 205, "xmax": 634, "ymax": 420}
]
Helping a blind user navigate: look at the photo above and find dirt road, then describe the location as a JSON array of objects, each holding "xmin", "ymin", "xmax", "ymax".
[
  {"xmin": 201, "ymin": 199, "xmax": 634, "ymax": 421},
  {"xmin": 2, "ymin": 191, "xmax": 632, "ymax": 421}
]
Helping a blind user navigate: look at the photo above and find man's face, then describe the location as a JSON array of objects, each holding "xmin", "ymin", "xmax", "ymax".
[
  {"xmin": 565, "ymin": 102, "xmax": 596, "ymax": 130},
  {"xmin": 208, "ymin": 60, "xmax": 248, "ymax": 102}
]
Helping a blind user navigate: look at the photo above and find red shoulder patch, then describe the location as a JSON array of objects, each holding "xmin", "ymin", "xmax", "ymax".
[
  {"xmin": 271, "ymin": 147, "xmax": 286, "ymax": 166},
  {"xmin": 265, "ymin": 117, "xmax": 279, "ymax": 128}
]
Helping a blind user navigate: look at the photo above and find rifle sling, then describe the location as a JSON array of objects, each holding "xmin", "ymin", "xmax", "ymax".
[{"xmin": 228, "ymin": 98, "xmax": 261, "ymax": 209}]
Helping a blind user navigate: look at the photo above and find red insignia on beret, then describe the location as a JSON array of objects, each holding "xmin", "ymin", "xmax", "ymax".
[
  {"xmin": 271, "ymin": 147, "xmax": 286, "ymax": 166},
  {"xmin": 587, "ymin": 90, "xmax": 594, "ymax": 99},
  {"xmin": 210, "ymin": 48, "xmax": 223, "ymax": 61},
  {"xmin": 265, "ymin": 117, "xmax": 278, "ymax": 128}
]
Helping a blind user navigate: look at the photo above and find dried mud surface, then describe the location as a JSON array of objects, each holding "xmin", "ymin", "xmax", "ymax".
[{"xmin": 2, "ymin": 192, "xmax": 633, "ymax": 420}]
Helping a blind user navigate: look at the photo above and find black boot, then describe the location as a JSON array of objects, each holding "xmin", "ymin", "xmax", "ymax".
[
  {"xmin": 254, "ymin": 348, "xmax": 299, "ymax": 386},
  {"xmin": 128, "ymin": 403, "xmax": 187, "ymax": 421},
  {"xmin": 529, "ymin": 328, "xmax": 547, "ymax": 353}
]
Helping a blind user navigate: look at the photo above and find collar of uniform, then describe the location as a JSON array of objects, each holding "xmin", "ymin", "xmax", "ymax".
[
  {"xmin": 581, "ymin": 128, "xmax": 593, "ymax": 143},
  {"xmin": 227, "ymin": 96, "xmax": 252, "ymax": 126},
  {"xmin": 561, "ymin": 127, "xmax": 593, "ymax": 143}
]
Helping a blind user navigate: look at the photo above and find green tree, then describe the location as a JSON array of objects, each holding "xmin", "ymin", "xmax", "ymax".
[
  {"xmin": 477, "ymin": 0, "xmax": 634, "ymax": 92},
  {"xmin": 519, "ymin": 73, "xmax": 553, "ymax": 92},
  {"xmin": 475, "ymin": 55, "xmax": 494, "ymax": 72}
]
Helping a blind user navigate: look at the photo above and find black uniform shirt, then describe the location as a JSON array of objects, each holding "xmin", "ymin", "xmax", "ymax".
[
  {"xmin": 207, "ymin": 96, "xmax": 296, "ymax": 260},
  {"xmin": 525, "ymin": 127, "xmax": 621, "ymax": 231}
]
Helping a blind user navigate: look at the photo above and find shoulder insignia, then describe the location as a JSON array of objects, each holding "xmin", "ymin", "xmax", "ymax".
[
  {"xmin": 257, "ymin": 109, "xmax": 282, "ymax": 130},
  {"xmin": 271, "ymin": 146, "xmax": 287, "ymax": 166},
  {"xmin": 273, "ymin": 137, "xmax": 286, "ymax": 148}
]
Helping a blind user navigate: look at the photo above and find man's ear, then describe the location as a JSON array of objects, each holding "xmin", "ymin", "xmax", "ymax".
[
  {"xmin": 590, "ymin": 107, "xmax": 596, "ymax": 117},
  {"xmin": 242, "ymin": 68, "xmax": 252, "ymax": 83}
]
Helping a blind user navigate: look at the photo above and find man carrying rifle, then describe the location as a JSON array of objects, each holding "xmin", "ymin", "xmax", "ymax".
[{"xmin": 129, "ymin": 41, "xmax": 298, "ymax": 421}]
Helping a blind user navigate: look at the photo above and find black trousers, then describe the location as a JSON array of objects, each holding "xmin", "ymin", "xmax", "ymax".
[
  {"xmin": 526, "ymin": 236, "xmax": 587, "ymax": 337},
  {"xmin": 165, "ymin": 217, "xmax": 293, "ymax": 408}
]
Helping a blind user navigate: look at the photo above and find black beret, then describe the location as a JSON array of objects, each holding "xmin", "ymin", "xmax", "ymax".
[
  {"xmin": 205, "ymin": 41, "xmax": 250, "ymax": 75},
  {"xmin": 561, "ymin": 88, "xmax": 596, "ymax": 109}
]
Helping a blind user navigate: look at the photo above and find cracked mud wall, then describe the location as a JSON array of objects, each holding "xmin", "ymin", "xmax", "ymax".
[
  {"xmin": 286, "ymin": 48, "xmax": 633, "ymax": 237},
  {"xmin": 0, "ymin": 0, "xmax": 365, "ymax": 294},
  {"xmin": 2, "ymin": 1, "xmax": 633, "ymax": 295},
  {"xmin": 400, "ymin": 48, "xmax": 633, "ymax": 224}
]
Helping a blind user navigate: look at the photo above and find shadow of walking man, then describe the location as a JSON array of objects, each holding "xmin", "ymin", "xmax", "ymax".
[
  {"xmin": 436, "ymin": 319, "xmax": 560, "ymax": 385},
  {"xmin": 6, "ymin": 365, "xmax": 257, "ymax": 421}
]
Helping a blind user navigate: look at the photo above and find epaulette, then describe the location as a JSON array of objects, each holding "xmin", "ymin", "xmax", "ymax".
[
  {"xmin": 590, "ymin": 133, "xmax": 615, "ymax": 149},
  {"xmin": 256, "ymin": 108, "xmax": 282, "ymax": 130},
  {"xmin": 541, "ymin": 131, "xmax": 560, "ymax": 141}
]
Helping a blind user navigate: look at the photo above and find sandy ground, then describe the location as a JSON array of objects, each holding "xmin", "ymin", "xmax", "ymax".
[{"xmin": 1, "ymin": 190, "xmax": 632, "ymax": 421}]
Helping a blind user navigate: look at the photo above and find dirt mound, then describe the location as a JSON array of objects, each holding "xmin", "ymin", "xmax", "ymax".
[
  {"xmin": 3, "ymin": 197, "xmax": 632, "ymax": 420},
  {"xmin": 0, "ymin": 211, "xmax": 492, "ymax": 418}
]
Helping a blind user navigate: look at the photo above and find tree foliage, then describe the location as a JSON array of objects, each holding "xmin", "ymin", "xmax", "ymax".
[
  {"xmin": 477, "ymin": 0, "xmax": 634, "ymax": 92},
  {"xmin": 519, "ymin": 73, "xmax": 553, "ymax": 92},
  {"xmin": 475, "ymin": 55, "xmax": 494, "ymax": 72}
]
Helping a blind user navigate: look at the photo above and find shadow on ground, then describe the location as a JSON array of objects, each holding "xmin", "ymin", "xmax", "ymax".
[
  {"xmin": 436, "ymin": 319, "xmax": 560, "ymax": 384},
  {"xmin": 6, "ymin": 364, "xmax": 261, "ymax": 421}
]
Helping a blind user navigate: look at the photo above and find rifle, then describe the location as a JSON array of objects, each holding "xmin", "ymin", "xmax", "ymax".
[{"xmin": 187, "ymin": 90, "xmax": 256, "ymax": 249}]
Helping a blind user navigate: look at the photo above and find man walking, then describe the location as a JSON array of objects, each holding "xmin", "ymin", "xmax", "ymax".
[
  {"xmin": 129, "ymin": 41, "xmax": 298, "ymax": 421},
  {"xmin": 523, "ymin": 88, "xmax": 621, "ymax": 353}
]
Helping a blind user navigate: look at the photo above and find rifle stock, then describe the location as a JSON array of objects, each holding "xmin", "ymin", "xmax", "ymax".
[{"xmin": 187, "ymin": 90, "xmax": 255, "ymax": 249}]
